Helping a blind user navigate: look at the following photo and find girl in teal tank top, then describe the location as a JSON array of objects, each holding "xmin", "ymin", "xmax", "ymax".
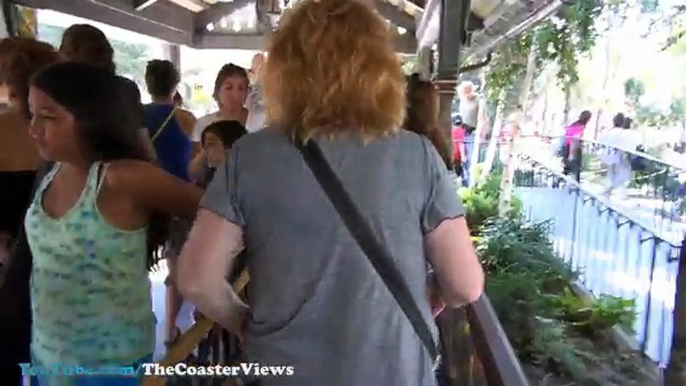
[{"xmin": 26, "ymin": 62, "xmax": 202, "ymax": 385}]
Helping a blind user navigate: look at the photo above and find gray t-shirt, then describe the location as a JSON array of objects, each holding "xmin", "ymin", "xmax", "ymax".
[{"xmin": 201, "ymin": 129, "xmax": 464, "ymax": 386}]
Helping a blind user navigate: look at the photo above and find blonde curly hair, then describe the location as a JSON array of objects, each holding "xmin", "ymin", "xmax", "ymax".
[{"xmin": 262, "ymin": 0, "xmax": 406, "ymax": 141}]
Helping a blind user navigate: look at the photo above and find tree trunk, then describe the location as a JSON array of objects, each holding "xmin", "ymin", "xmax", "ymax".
[
  {"xmin": 498, "ymin": 47, "xmax": 536, "ymax": 217},
  {"xmin": 468, "ymin": 72, "xmax": 489, "ymax": 187},
  {"xmin": 594, "ymin": 34, "xmax": 613, "ymax": 139},
  {"xmin": 563, "ymin": 86, "xmax": 571, "ymax": 124},
  {"xmin": 481, "ymin": 98, "xmax": 504, "ymax": 179}
]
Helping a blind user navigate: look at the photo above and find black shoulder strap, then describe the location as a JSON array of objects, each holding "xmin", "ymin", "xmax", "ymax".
[{"xmin": 295, "ymin": 140, "xmax": 438, "ymax": 361}]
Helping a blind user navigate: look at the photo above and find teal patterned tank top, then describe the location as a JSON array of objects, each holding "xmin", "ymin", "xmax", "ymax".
[{"xmin": 25, "ymin": 162, "xmax": 155, "ymax": 374}]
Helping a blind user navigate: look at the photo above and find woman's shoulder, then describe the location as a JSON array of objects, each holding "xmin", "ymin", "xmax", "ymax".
[
  {"xmin": 196, "ymin": 112, "xmax": 218, "ymax": 124},
  {"xmin": 395, "ymin": 129, "xmax": 434, "ymax": 148},
  {"xmin": 102, "ymin": 160, "xmax": 157, "ymax": 188},
  {"xmin": 174, "ymin": 109, "xmax": 197, "ymax": 128},
  {"xmin": 192, "ymin": 112, "xmax": 218, "ymax": 136}
]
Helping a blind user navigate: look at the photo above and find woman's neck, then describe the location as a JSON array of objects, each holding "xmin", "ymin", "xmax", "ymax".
[
  {"xmin": 60, "ymin": 160, "xmax": 92, "ymax": 176},
  {"xmin": 219, "ymin": 107, "xmax": 242, "ymax": 119}
]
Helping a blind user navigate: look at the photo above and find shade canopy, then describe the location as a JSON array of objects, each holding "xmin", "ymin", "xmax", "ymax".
[{"xmin": 14, "ymin": 0, "xmax": 562, "ymax": 56}]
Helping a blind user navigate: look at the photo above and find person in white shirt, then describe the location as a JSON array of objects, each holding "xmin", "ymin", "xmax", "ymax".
[
  {"xmin": 245, "ymin": 52, "xmax": 266, "ymax": 133},
  {"xmin": 191, "ymin": 64, "xmax": 249, "ymax": 153},
  {"xmin": 600, "ymin": 113, "xmax": 640, "ymax": 198},
  {"xmin": 457, "ymin": 81, "xmax": 487, "ymax": 186}
]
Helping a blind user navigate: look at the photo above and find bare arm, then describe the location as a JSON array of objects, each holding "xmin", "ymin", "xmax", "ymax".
[
  {"xmin": 177, "ymin": 209, "xmax": 248, "ymax": 333},
  {"xmin": 175, "ymin": 109, "xmax": 197, "ymax": 137},
  {"xmin": 425, "ymin": 217, "xmax": 484, "ymax": 307},
  {"xmin": 109, "ymin": 160, "xmax": 203, "ymax": 216}
]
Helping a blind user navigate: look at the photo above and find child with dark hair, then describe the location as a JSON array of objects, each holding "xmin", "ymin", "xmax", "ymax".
[
  {"xmin": 25, "ymin": 62, "xmax": 202, "ymax": 385},
  {"xmin": 190, "ymin": 120, "xmax": 248, "ymax": 362},
  {"xmin": 192, "ymin": 120, "xmax": 248, "ymax": 188}
]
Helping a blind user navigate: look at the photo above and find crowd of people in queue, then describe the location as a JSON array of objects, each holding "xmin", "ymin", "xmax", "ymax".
[{"xmin": 0, "ymin": 0, "xmax": 486, "ymax": 385}]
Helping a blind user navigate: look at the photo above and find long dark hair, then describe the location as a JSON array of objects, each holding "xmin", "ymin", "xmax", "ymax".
[
  {"xmin": 31, "ymin": 62, "xmax": 165, "ymax": 270},
  {"xmin": 404, "ymin": 73, "xmax": 452, "ymax": 168},
  {"xmin": 573, "ymin": 110, "xmax": 592, "ymax": 126}
]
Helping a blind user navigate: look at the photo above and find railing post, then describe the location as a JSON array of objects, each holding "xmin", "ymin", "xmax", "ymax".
[{"xmin": 665, "ymin": 235, "xmax": 686, "ymax": 385}]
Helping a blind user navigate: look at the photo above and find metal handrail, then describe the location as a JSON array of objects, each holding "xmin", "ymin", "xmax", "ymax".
[
  {"xmin": 466, "ymin": 296, "xmax": 530, "ymax": 386},
  {"xmin": 144, "ymin": 271, "xmax": 251, "ymax": 386},
  {"xmin": 513, "ymin": 152, "xmax": 683, "ymax": 367},
  {"xmin": 518, "ymin": 153, "xmax": 681, "ymax": 248},
  {"xmin": 542, "ymin": 135, "xmax": 686, "ymax": 173},
  {"xmin": 460, "ymin": 133, "xmax": 685, "ymax": 173}
]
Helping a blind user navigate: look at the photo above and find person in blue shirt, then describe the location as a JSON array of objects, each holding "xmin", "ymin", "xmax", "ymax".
[{"xmin": 143, "ymin": 59, "xmax": 197, "ymax": 347}]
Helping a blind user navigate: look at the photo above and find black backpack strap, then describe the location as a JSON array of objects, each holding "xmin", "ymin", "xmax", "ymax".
[{"xmin": 295, "ymin": 139, "xmax": 438, "ymax": 362}]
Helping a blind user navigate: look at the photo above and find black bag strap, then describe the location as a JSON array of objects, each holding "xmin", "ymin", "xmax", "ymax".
[{"xmin": 295, "ymin": 139, "xmax": 438, "ymax": 361}]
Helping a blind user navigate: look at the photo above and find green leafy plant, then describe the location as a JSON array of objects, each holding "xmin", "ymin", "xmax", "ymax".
[
  {"xmin": 476, "ymin": 215, "xmax": 644, "ymax": 383},
  {"xmin": 547, "ymin": 290, "xmax": 636, "ymax": 336},
  {"xmin": 459, "ymin": 173, "xmax": 522, "ymax": 231}
]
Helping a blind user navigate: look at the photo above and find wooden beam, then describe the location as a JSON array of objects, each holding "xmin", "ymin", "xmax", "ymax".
[
  {"xmin": 133, "ymin": 0, "xmax": 160, "ymax": 12},
  {"xmin": 167, "ymin": 0, "xmax": 207, "ymax": 13},
  {"xmin": 194, "ymin": 0, "xmax": 253, "ymax": 29},
  {"xmin": 373, "ymin": 0, "xmax": 415, "ymax": 31},
  {"xmin": 193, "ymin": 30, "xmax": 416, "ymax": 53}
]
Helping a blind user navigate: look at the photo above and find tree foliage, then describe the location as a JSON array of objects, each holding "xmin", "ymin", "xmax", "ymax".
[
  {"xmin": 623, "ymin": 77, "xmax": 645, "ymax": 113},
  {"xmin": 485, "ymin": 0, "xmax": 603, "ymax": 108}
]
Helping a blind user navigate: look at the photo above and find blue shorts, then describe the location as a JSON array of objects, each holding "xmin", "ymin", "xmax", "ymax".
[{"xmin": 33, "ymin": 354, "xmax": 153, "ymax": 386}]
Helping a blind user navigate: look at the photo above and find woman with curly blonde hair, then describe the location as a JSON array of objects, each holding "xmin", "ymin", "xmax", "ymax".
[{"xmin": 178, "ymin": 0, "xmax": 483, "ymax": 385}]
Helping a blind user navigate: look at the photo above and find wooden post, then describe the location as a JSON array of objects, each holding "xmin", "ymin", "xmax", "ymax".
[
  {"xmin": 165, "ymin": 44, "xmax": 181, "ymax": 69},
  {"xmin": 435, "ymin": 0, "xmax": 470, "ymax": 168},
  {"xmin": 416, "ymin": 46, "xmax": 433, "ymax": 81},
  {"xmin": 434, "ymin": 1, "xmax": 485, "ymax": 384},
  {"xmin": 665, "ymin": 237, "xmax": 686, "ymax": 385},
  {"xmin": 498, "ymin": 46, "xmax": 536, "ymax": 217}
]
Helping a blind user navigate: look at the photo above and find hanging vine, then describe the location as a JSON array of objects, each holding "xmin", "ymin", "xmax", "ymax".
[{"xmin": 485, "ymin": 0, "xmax": 602, "ymax": 107}]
